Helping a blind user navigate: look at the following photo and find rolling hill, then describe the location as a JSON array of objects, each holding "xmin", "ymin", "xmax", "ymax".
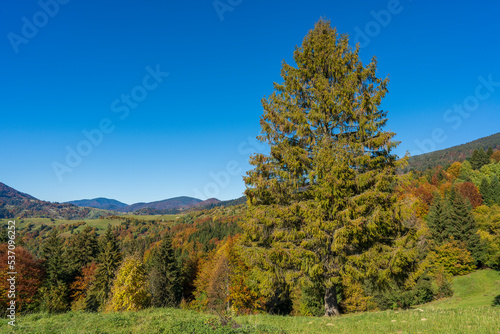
[
  {"xmin": 66, "ymin": 198, "xmax": 128, "ymax": 211},
  {"xmin": 0, "ymin": 182, "xmax": 109, "ymax": 220},
  {"xmin": 407, "ymin": 132, "xmax": 500, "ymax": 171},
  {"xmin": 119, "ymin": 196, "xmax": 207, "ymax": 212}
]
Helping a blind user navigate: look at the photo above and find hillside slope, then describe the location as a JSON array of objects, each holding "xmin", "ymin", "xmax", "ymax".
[
  {"xmin": 4, "ymin": 270, "xmax": 499, "ymax": 334},
  {"xmin": 407, "ymin": 132, "xmax": 500, "ymax": 171},
  {"xmin": 119, "ymin": 196, "xmax": 204, "ymax": 212},
  {"xmin": 66, "ymin": 198, "xmax": 128, "ymax": 211},
  {"xmin": 0, "ymin": 182, "xmax": 111, "ymax": 220}
]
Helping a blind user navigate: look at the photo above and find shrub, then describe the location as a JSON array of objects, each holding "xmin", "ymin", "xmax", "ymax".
[{"xmin": 425, "ymin": 240, "xmax": 476, "ymax": 276}]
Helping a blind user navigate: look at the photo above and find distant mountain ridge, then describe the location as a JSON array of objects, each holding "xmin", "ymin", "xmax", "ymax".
[
  {"xmin": 67, "ymin": 196, "xmax": 222, "ymax": 213},
  {"xmin": 119, "ymin": 196, "xmax": 204, "ymax": 212},
  {"xmin": 407, "ymin": 132, "xmax": 500, "ymax": 171},
  {"xmin": 0, "ymin": 182, "xmax": 108, "ymax": 220},
  {"xmin": 66, "ymin": 198, "xmax": 128, "ymax": 211}
]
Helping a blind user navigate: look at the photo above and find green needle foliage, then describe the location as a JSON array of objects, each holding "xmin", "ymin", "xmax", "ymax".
[
  {"xmin": 242, "ymin": 19, "xmax": 409, "ymax": 317},
  {"xmin": 148, "ymin": 233, "xmax": 182, "ymax": 307},
  {"xmin": 86, "ymin": 226, "xmax": 122, "ymax": 311}
]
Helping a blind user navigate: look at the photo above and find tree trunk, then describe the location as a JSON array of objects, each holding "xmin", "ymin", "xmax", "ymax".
[{"xmin": 324, "ymin": 285, "xmax": 341, "ymax": 316}]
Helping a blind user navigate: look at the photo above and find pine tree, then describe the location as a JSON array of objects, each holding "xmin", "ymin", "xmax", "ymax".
[
  {"xmin": 148, "ymin": 233, "xmax": 182, "ymax": 308},
  {"xmin": 242, "ymin": 19, "xmax": 406, "ymax": 316}
]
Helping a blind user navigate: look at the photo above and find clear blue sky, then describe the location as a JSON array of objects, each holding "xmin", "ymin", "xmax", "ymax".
[{"xmin": 1, "ymin": 0, "xmax": 499, "ymax": 204}]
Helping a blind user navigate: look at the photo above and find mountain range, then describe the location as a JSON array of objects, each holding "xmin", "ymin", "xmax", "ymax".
[
  {"xmin": 0, "ymin": 182, "xmax": 106, "ymax": 220},
  {"xmin": 2, "ymin": 132, "xmax": 499, "ymax": 219},
  {"xmin": 0, "ymin": 181, "xmax": 227, "ymax": 218},
  {"xmin": 65, "ymin": 196, "xmax": 222, "ymax": 213}
]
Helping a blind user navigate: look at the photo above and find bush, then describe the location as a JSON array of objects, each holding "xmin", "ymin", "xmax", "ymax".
[
  {"xmin": 373, "ymin": 277, "xmax": 436, "ymax": 310},
  {"xmin": 425, "ymin": 240, "xmax": 476, "ymax": 276}
]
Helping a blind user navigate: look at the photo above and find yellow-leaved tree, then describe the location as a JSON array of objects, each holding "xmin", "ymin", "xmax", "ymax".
[{"xmin": 107, "ymin": 255, "xmax": 150, "ymax": 311}]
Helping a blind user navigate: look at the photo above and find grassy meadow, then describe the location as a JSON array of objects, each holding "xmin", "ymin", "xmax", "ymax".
[
  {"xmin": 1, "ymin": 270, "xmax": 499, "ymax": 334},
  {"xmin": 0, "ymin": 213, "xmax": 183, "ymax": 235}
]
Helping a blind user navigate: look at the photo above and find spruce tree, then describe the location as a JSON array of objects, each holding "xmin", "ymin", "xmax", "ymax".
[
  {"xmin": 242, "ymin": 19, "xmax": 405, "ymax": 316},
  {"xmin": 87, "ymin": 226, "xmax": 122, "ymax": 310},
  {"xmin": 444, "ymin": 189, "xmax": 484, "ymax": 264},
  {"xmin": 148, "ymin": 233, "xmax": 182, "ymax": 307},
  {"xmin": 471, "ymin": 148, "xmax": 489, "ymax": 170},
  {"xmin": 41, "ymin": 231, "xmax": 68, "ymax": 286},
  {"xmin": 478, "ymin": 148, "xmax": 490, "ymax": 168},
  {"xmin": 40, "ymin": 231, "xmax": 70, "ymax": 312},
  {"xmin": 427, "ymin": 194, "xmax": 449, "ymax": 244},
  {"xmin": 487, "ymin": 146, "xmax": 494, "ymax": 158},
  {"xmin": 470, "ymin": 149, "xmax": 480, "ymax": 170},
  {"xmin": 489, "ymin": 175, "xmax": 500, "ymax": 206},
  {"xmin": 480, "ymin": 177, "xmax": 491, "ymax": 204},
  {"xmin": 66, "ymin": 226, "xmax": 99, "ymax": 279}
]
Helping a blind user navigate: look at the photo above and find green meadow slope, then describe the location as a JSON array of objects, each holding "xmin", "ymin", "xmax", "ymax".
[{"xmin": 2, "ymin": 270, "xmax": 499, "ymax": 334}]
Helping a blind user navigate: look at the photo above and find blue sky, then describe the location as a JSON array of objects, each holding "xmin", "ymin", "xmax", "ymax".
[{"xmin": 1, "ymin": 0, "xmax": 499, "ymax": 204}]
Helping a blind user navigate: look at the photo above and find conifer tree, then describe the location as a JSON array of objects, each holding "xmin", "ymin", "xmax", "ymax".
[
  {"xmin": 87, "ymin": 226, "xmax": 122, "ymax": 310},
  {"xmin": 444, "ymin": 189, "xmax": 484, "ymax": 264},
  {"xmin": 480, "ymin": 177, "xmax": 491, "ymax": 204},
  {"xmin": 66, "ymin": 226, "xmax": 99, "ymax": 279},
  {"xmin": 41, "ymin": 231, "xmax": 68, "ymax": 286},
  {"xmin": 487, "ymin": 146, "xmax": 494, "ymax": 158},
  {"xmin": 148, "ymin": 233, "xmax": 182, "ymax": 307},
  {"xmin": 242, "ymin": 19, "xmax": 406, "ymax": 316},
  {"xmin": 40, "ymin": 231, "xmax": 70, "ymax": 312},
  {"xmin": 427, "ymin": 194, "xmax": 450, "ymax": 244},
  {"xmin": 470, "ymin": 148, "xmax": 489, "ymax": 170},
  {"xmin": 489, "ymin": 175, "xmax": 500, "ymax": 206}
]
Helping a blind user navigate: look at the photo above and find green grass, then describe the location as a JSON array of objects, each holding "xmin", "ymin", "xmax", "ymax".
[
  {"xmin": 421, "ymin": 269, "xmax": 500, "ymax": 310},
  {"xmin": 1, "ymin": 270, "xmax": 499, "ymax": 334},
  {"xmin": 1, "ymin": 214, "xmax": 184, "ymax": 234}
]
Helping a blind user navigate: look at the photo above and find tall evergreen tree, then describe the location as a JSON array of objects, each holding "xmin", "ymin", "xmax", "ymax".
[
  {"xmin": 40, "ymin": 231, "xmax": 70, "ymax": 312},
  {"xmin": 148, "ymin": 233, "xmax": 182, "ymax": 307},
  {"xmin": 41, "ymin": 231, "xmax": 68, "ymax": 286},
  {"xmin": 242, "ymin": 19, "xmax": 407, "ymax": 316},
  {"xmin": 66, "ymin": 226, "xmax": 99, "ymax": 279},
  {"xmin": 87, "ymin": 226, "xmax": 122, "ymax": 310},
  {"xmin": 427, "ymin": 194, "xmax": 450, "ymax": 244},
  {"xmin": 480, "ymin": 175, "xmax": 500, "ymax": 206},
  {"xmin": 487, "ymin": 146, "xmax": 494, "ymax": 158},
  {"xmin": 470, "ymin": 148, "xmax": 489, "ymax": 170},
  {"xmin": 444, "ymin": 189, "xmax": 484, "ymax": 264},
  {"xmin": 489, "ymin": 175, "xmax": 500, "ymax": 206},
  {"xmin": 480, "ymin": 177, "xmax": 491, "ymax": 204}
]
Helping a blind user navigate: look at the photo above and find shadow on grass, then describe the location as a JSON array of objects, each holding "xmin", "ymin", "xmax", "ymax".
[{"xmin": 493, "ymin": 295, "xmax": 500, "ymax": 307}]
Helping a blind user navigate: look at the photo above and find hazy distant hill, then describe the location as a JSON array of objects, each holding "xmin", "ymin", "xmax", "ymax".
[
  {"xmin": 119, "ymin": 196, "xmax": 205, "ymax": 212},
  {"xmin": 66, "ymin": 198, "xmax": 128, "ymax": 211},
  {"xmin": 407, "ymin": 132, "xmax": 500, "ymax": 171},
  {"xmin": 0, "ymin": 182, "xmax": 109, "ymax": 219},
  {"xmin": 191, "ymin": 196, "xmax": 246, "ymax": 211}
]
